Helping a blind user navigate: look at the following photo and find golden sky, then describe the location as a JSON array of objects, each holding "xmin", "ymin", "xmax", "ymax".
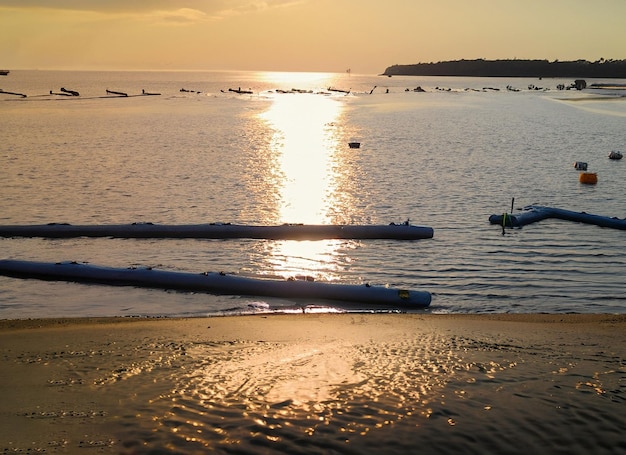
[{"xmin": 1, "ymin": 0, "xmax": 625, "ymax": 74}]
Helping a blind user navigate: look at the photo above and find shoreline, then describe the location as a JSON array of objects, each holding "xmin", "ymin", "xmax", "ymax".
[
  {"xmin": 1, "ymin": 312, "xmax": 625, "ymax": 330},
  {"xmin": 1, "ymin": 313, "xmax": 624, "ymax": 453}
]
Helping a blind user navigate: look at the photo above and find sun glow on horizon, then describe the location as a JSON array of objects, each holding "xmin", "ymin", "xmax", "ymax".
[
  {"xmin": 4, "ymin": 1, "xmax": 623, "ymax": 74},
  {"xmin": 257, "ymin": 71, "xmax": 337, "ymax": 86}
]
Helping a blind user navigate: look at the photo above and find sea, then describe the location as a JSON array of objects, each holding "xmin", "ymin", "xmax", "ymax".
[{"xmin": 1, "ymin": 70, "xmax": 625, "ymax": 318}]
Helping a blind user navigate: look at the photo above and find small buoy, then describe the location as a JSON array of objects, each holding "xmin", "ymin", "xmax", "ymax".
[
  {"xmin": 574, "ymin": 161, "xmax": 588, "ymax": 171},
  {"xmin": 579, "ymin": 172, "xmax": 598, "ymax": 184},
  {"xmin": 348, "ymin": 142, "xmax": 361, "ymax": 149}
]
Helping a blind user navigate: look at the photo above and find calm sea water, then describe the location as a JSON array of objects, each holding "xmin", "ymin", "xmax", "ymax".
[{"xmin": 1, "ymin": 70, "xmax": 625, "ymax": 317}]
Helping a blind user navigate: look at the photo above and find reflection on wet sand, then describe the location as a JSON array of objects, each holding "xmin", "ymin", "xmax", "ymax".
[
  {"xmin": 3, "ymin": 315, "xmax": 620, "ymax": 454},
  {"xmin": 116, "ymin": 315, "xmax": 623, "ymax": 454},
  {"xmin": 150, "ymin": 331, "xmax": 464, "ymax": 448}
]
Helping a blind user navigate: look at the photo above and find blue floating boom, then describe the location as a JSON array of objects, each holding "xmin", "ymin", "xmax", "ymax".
[
  {"xmin": 0, "ymin": 260, "xmax": 432, "ymax": 307},
  {"xmin": 489, "ymin": 205, "xmax": 626, "ymax": 230},
  {"xmin": 0, "ymin": 222, "xmax": 433, "ymax": 240}
]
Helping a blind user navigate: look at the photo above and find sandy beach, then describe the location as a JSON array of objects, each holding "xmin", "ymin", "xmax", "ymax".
[{"xmin": 0, "ymin": 314, "xmax": 624, "ymax": 454}]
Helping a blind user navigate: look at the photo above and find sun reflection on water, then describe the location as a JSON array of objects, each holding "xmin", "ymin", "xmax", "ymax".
[
  {"xmin": 259, "ymin": 93, "xmax": 342, "ymax": 224},
  {"xmin": 255, "ymin": 89, "xmax": 356, "ymax": 280}
]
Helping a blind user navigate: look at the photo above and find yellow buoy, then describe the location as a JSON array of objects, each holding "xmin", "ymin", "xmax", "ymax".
[{"xmin": 579, "ymin": 172, "xmax": 598, "ymax": 184}]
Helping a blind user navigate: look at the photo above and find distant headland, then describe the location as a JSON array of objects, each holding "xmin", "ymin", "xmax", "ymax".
[{"xmin": 383, "ymin": 59, "xmax": 626, "ymax": 78}]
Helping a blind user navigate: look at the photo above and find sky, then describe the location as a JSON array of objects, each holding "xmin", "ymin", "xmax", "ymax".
[{"xmin": 1, "ymin": 0, "xmax": 625, "ymax": 74}]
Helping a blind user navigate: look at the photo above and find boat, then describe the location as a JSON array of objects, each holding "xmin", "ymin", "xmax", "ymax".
[
  {"xmin": 0, "ymin": 88, "xmax": 26, "ymax": 98},
  {"xmin": 0, "ymin": 259, "xmax": 432, "ymax": 307},
  {"xmin": 348, "ymin": 142, "xmax": 361, "ymax": 149},
  {"xmin": 327, "ymin": 87, "xmax": 350, "ymax": 94},
  {"xmin": 489, "ymin": 205, "xmax": 626, "ymax": 230},
  {"xmin": 0, "ymin": 70, "xmax": 9, "ymax": 76},
  {"xmin": 0, "ymin": 222, "xmax": 434, "ymax": 240},
  {"xmin": 60, "ymin": 87, "xmax": 80, "ymax": 96},
  {"xmin": 106, "ymin": 89, "xmax": 128, "ymax": 97},
  {"xmin": 228, "ymin": 88, "xmax": 253, "ymax": 94},
  {"xmin": 608, "ymin": 150, "xmax": 623, "ymax": 160},
  {"xmin": 50, "ymin": 90, "xmax": 73, "ymax": 96},
  {"xmin": 573, "ymin": 161, "xmax": 588, "ymax": 170}
]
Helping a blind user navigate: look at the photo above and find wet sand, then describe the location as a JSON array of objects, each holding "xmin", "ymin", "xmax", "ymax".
[{"xmin": 1, "ymin": 314, "xmax": 624, "ymax": 454}]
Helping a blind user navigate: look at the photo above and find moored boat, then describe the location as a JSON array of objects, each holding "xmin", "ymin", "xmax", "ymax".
[
  {"xmin": 327, "ymin": 87, "xmax": 350, "ymax": 94},
  {"xmin": 106, "ymin": 89, "xmax": 128, "ymax": 96},
  {"xmin": 608, "ymin": 150, "xmax": 623, "ymax": 160},
  {"xmin": 228, "ymin": 87, "xmax": 253, "ymax": 94},
  {"xmin": 0, "ymin": 88, "xmax": 26, "ymax": 98}
]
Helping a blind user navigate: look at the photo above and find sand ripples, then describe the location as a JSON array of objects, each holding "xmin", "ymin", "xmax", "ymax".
[
  {"xmin": 104, "ymin": 320, "xmax": 624, "ymax": 454},
  {"xmin": 1, "ymin": 316, "xmax": 623, "ymax": 454}
]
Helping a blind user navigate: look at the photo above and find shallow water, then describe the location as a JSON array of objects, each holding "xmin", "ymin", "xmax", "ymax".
[
  {"xmin": 1, "ymin": 315, "xmax": 623, "ymax": 454},
  {"xmin": 1, "ymin": 71, "xmax": 625, "ymax": 317}
]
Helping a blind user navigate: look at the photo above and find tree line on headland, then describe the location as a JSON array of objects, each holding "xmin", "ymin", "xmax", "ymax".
[{"xmin": 383, "ymin": 59, "xmax": 626, "ymax": 78}]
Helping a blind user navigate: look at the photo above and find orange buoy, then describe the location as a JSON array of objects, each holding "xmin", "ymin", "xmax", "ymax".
[{"xmin": 579, "ymin": 172, "xmax": 598, "ymax": 184}]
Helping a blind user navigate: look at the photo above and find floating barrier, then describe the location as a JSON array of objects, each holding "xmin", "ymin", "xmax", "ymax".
[
  {"xmin": 0, "ymin": 222, "xmax": 434, "ymax": 240},
  {"xmin": 489, "ymin": 205, "xmax": 626, "ymax": 230},
  {"xmin": 0, "ymin": 260, "xmax": 432, "ymax": 307}
]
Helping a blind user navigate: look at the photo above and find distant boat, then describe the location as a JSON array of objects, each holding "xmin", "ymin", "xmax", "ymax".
[
  {"xmin": 60, "ymin": 87, "xmax": 79, "ymax": 96},
  {"xmin": 608, "ymin": 150, "xmax": 623, "ymax": 160},
  {"xmin": 348, "ymin": 142, "xmax": 361, "ymax": 149},
  {"xmin": 0, "ymin": 88, "xmax": 25, "ymax": 98},
  {"xmin": 0, "ymin": 70, "xmax": 9, "ymax": 76},
  {"xmin": 327, "ymin": 87, "xmax": 350, "ymax": 94},
  {"xmin": 106, "ymin": 89, "xmax": 128, "ymax": 97},
  {"xmin": 228, "ymin": 87, "xmax": 253, "ymax": 94}
]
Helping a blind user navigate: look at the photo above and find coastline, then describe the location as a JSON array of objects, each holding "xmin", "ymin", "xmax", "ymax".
[
  {"xmin": 1, "ymin": 314, "xmax": 624, "ymax": 454},
  {"xmin": 383, "ymin": 58, "xmax": 626, "ymax": 78}
]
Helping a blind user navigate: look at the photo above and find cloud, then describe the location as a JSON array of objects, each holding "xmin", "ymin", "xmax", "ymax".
[
  {"xmin": 0, "ymin": 0, "xmax": 303, "ymax": 16},
  {"xmin": 0, "ymin": 1, "xmax": 205, "ymax": 13},
  {"xmin": 0, "ymin": 0, "xmax": 306, "ymax": 27},
  {"xmin": 147, "ymin": 7, "xmax": 212, "ymax": 24}
]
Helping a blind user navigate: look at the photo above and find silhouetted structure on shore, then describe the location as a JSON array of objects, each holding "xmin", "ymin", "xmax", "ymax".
[{"xmin": 383, "ymin": 59, "xmax": 626, "ymax": 78}]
